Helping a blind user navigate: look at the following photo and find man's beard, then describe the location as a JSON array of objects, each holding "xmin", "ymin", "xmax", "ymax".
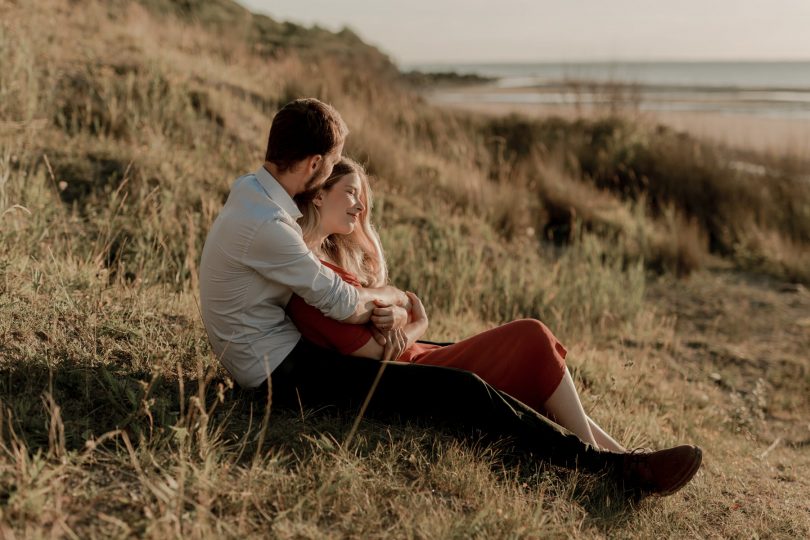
[{"xmin": 303, "ymin": 161, "xmax": 327, "ymax": 192}]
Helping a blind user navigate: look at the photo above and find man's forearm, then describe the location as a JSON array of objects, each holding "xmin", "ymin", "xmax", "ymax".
[
  {"xmin": 341, "ymin": 286, "xmax": 410, "ymax": 324},
  {"xmin": 373, "ymin": 285, "xmax": 411, "ymax": 310}
]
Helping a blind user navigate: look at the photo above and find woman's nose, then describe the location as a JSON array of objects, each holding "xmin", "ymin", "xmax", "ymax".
[{"xmin": 356, "ymin": 199, "xmax": 365, "ymax": 212}]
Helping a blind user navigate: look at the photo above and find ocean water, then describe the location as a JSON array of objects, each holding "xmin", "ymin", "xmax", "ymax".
[{"xmin": 410, "ymin": 61, "xmax": 810, "ymax": 118}]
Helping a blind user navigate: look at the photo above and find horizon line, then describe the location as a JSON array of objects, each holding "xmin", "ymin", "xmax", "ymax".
[{"xmin": 401, "ymin": 58, "xmax": 810, "ymax": 67}]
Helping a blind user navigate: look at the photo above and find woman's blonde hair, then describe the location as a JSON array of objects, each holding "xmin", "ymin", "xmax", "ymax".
[{"xmin": 295, "ymin": 157, "xmax": 388, "ymax": 287}]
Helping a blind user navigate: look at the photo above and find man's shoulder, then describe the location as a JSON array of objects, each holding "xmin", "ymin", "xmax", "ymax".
[
  {"xmin": 226, "ymin": 173, "xmax": 293, "ymax": 223},
  {"xmin": 217, "ymin": 174, "xmax": 301, "ymax": 245}
]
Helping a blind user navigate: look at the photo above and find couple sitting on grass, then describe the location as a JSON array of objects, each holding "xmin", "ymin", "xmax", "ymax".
[{"xmin": 199, "ymin": 98, "xmax": 702, "ymax": 499}]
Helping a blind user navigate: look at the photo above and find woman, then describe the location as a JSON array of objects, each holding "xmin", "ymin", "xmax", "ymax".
[{"xmin": 287, "ymin": 157, "xmax": 627, "ymax": 453}]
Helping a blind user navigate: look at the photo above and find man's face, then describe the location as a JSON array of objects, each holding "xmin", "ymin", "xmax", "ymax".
[{"xmin": 303, "ymin": 140, "xmax": 344, "ymax": 192}]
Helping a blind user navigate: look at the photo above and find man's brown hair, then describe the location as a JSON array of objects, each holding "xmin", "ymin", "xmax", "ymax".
[{"xmin": 265, "ymin": 98, "xmax": 349, "ymax": 171}]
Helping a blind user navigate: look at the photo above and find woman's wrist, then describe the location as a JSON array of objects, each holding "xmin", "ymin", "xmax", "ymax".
[{"xmin": 405, "ymin": 319, "xmax": 428, "ymax": 345}]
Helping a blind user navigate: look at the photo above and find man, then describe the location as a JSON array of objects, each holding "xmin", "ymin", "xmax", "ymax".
[
  {"xmin": 200, "ymin": 98, "xmax": 408, "ymax": 388},
  {"xmin": 199, "ymin": 98, "xmax": 701, "ymax": 499}
]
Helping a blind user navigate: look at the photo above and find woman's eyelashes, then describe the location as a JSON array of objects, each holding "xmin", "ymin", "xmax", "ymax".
[{"xmin": 347, "ymin": 190, "xmax": 361, "ymax": 207}]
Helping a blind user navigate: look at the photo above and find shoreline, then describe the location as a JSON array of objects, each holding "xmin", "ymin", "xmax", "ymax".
[
  {"xmin": 426, "ymin": 85, "xmax": 810, "ymax": 157},
  {"xmin": 440, "ymin": 80, "xmax": 810, "ymax": 95}
]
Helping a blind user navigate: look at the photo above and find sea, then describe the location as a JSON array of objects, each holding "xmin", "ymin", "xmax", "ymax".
[{"xmin": 408, "ymin": 61, "xmax": 810, "ymax": 119}]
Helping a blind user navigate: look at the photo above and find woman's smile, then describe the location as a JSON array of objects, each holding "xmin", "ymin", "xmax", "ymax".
[{"xmin": 315, "ymin": 172, "xmax": 366, "ymax": 236}]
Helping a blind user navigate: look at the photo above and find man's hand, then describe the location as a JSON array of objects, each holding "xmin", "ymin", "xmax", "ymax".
[
  {"xmin": 346, "ymin": 286, "xmax": 411, "ymax": 325},
  {"xmin": 370, "ymin": 326, "xmax": 387, "ymax": 346},
  {"xmin": 371, "ymin": 300, "xmax": 409, "ymax": 332},
  {"xmin": 357, "ymin": 292, "xmax": 428, "ymax": 361}
]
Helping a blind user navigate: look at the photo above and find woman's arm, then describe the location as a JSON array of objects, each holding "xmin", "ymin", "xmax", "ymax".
[
  {"xmin": 340, "ymin": 286, "xmax": 411, "ymax": 325},
  {"xmin": 350, "ymin": 293, "xmax": 428, "ymax": 361},
  {"xmin": 286, "ymin": 287, "xmax": 426, "ymax": 361}
]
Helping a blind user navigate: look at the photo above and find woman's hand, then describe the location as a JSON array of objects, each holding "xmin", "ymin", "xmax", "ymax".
[
  {"xmin": 401, "ymin": 292, "xmax": 428, "ymax": 349},
  {"xmin": 366, "ymin": 293, "xmax": 427, "ymax": 361},
  {"xmin": 406, "ymin": 292, "xmax": 428, "ymax": 328},
  {"xmin": 371, "ymin": 300, "xmax": 409, "ymax": 332},
  {"xmin": 381, "ymin": 327, "xmax": 407, "ymax": 361}
]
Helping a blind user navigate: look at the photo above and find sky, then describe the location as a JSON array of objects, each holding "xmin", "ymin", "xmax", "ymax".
[{"xmin": 238, "ymin": 0, "xmax": 810, "ymax": 65}]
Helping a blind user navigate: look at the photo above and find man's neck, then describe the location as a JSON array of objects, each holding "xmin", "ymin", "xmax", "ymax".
[{"xmin": 263, "ymin": 162, "xmax": 300, "ymax": 198}]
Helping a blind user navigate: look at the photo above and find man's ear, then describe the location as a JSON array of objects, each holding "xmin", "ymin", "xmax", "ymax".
[{"xmin": 309, "ymin": 154, "xmax": 323, "ymax": 172}]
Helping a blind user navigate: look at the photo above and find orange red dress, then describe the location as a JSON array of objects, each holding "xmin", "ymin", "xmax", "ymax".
[{"xmin": 286, "ymin": 261, "xmax": 568, "ymax": 411}]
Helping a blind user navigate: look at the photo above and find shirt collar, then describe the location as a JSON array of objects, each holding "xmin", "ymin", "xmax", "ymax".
[{"xmin": 255, "ymin": 165, "xmax": 303, "ymax": 220}]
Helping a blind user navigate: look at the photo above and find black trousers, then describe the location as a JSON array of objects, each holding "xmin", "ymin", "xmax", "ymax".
[{"xmin": 260, "ymin": 338, "xmax": 619, "ymax": 474}]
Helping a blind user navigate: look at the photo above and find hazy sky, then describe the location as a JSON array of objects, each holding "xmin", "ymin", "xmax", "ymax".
[{"xmin": 238, "ymin": 0, "xmax": 810, "ymax": 65}]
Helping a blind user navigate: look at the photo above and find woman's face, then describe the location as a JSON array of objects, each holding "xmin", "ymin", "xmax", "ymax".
[{"xmin": 315, "ymin": 173, "xmax": 365, "ymax": 236}]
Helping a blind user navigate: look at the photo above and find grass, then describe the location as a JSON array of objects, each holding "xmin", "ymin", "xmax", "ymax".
[{"xmin": 1, "ymin": 0, "xmax": 809, "ymax": 537}]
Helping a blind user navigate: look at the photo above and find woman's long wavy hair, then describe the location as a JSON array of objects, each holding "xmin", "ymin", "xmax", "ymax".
[{"xmin": 295, "ymin": 157, "xmax": 388, "ymax": 287}]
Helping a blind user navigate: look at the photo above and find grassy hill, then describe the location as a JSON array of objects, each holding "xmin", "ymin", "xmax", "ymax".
[{"xmin": 1, "ymin": 0, "xmax": 809, "ymax": 537}]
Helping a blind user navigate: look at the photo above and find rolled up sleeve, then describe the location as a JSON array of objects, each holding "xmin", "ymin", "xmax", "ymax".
[{"xmin": 243, "ymin": 218, "xmax": 359, "ymax": 321}]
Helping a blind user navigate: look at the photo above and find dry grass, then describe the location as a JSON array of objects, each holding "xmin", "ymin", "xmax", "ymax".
[{"xmin": 1, "ymin": 0, "xmax": 809, "ymax": 537}]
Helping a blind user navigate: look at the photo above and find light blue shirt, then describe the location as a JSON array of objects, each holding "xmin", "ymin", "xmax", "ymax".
[{"xmin": 199, "ymin": 166, "xmax": 359, "ymax": 388}]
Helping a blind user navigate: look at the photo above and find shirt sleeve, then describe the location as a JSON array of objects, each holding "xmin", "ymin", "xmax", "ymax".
[
  {"xmin": 243, "ymin": 217, "xmax": 359, "ymax": 321},
  {"xmin": 287, "ymin": 295, "xmax": 373, "ymax": 355}
]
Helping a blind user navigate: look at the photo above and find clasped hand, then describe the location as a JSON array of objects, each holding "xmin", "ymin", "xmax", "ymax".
[{"xmin": 370, "ymin": 291, "xmax": 428, "ymax": 361}]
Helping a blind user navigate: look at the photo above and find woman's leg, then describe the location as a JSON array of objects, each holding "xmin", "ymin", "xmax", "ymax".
[
  {"xmin": 413, "ymin": 320, "xmax": 617, "ymax": 449},
  {"xmin": 412, "ymin": 320, "xmax": 628, "ymax": 452},
  {"xmin": 542, "ymin": 367, "xmax": 599, "ymax": 447},
  {"xmin": 540, "ymin": 369, "xmax": 627, "ymax": 452},
  {"xmin": 587, "ymin": 416, "xmax": 626, "ymax": 453},
  {"xmin": 410, "ymin": 320, "xmax": 569, "ymax": 413}
]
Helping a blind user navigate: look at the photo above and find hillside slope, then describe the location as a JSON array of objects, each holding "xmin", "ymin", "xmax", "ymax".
[{"xmin": 0, "ymin": 0, "xmax": 808, "ymax": 537}]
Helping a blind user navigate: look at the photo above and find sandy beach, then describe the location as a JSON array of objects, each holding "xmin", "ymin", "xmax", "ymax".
[{"xmin": 427, "ymin": 85, "xmax": 810, "ymax": 158}]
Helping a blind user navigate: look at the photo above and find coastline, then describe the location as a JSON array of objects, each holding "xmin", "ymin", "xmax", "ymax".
[{"xmin": 426, "ymin": 84, "xmax": 810, "ymax": 157}]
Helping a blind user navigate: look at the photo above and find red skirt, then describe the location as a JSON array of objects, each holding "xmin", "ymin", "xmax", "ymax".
[{"xmin": 399, "ymin": 319, "xmax": 568, "ymax": 412}]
